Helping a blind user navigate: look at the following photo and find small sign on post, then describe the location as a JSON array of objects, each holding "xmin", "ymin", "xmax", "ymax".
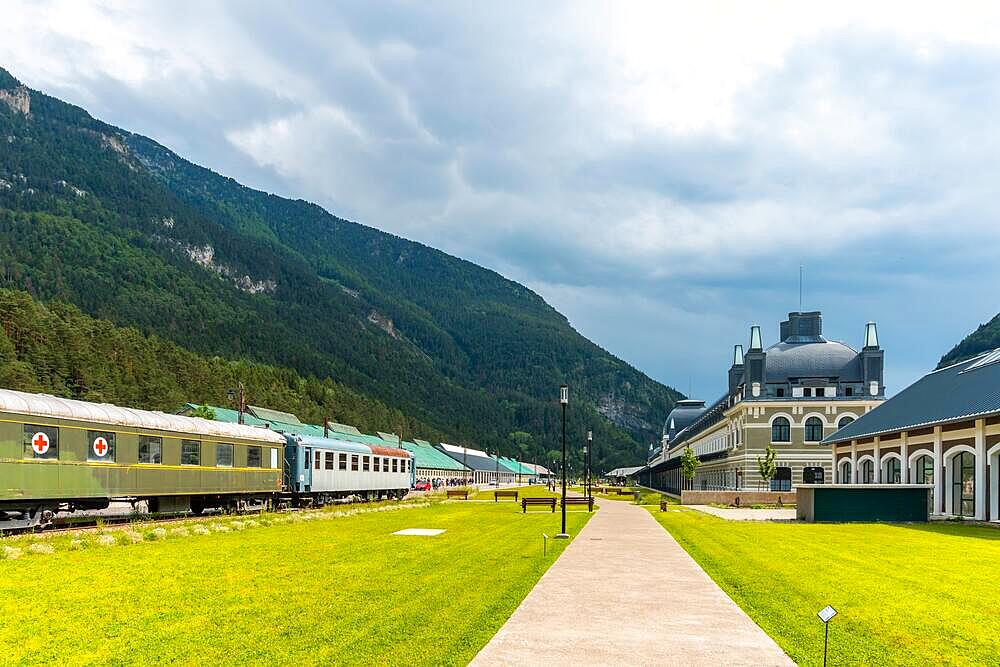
[
  {"xmin": 817, "ymin": 605, "xmax": 837, "ymax": 666},
  {"xmin": 542, "ymin": 533, "xmax": 549, "ymax": 556}
]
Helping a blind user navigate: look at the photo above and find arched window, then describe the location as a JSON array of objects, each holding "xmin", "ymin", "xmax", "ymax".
[
  {"xmin": 884, "ymin": 457, "xmax": 901, "ymax": 484},
  {"xmin": 837, "ymin": 416, "xmax": 855, "ymax": 430},
  {"xmin": 915, "ymin": 454, "xmax": 934, "ymax": 485},
  {"xmin": 771, "ymin": 466, "xmax": 792, "ymax": 491},
  {"xmin": 771, "ymin": 417, "xmax": 790, "ymax": 442},
  {"xmin": 804, "ymin": 417, "xmax": 824, "ymax": 442},
  {"xmin": 860, "ymin": 458, "xmax": 874, "ymax": 484},
  {"xmin": 839, "ymin": 459, "xmax": 852, "ymax": 484},
  {"xmin": 952, "ymin": 451, "xmax": 975, "ymax": 517}
]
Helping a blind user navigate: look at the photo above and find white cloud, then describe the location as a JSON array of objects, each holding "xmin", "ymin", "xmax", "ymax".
[{"xmin": 3, "ymin": 1, "xmax": 1000, "ymax": 395}]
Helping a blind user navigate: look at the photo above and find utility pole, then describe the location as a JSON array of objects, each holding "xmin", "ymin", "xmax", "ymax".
[{"xmin": 323, "ymin": 417, "xmax": 330, "ymax": 438}]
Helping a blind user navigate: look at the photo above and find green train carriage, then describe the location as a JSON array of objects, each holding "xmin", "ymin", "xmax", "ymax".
[{"xmin": 0, "ymin": 389, "xmax": 285, "ymax": 529}]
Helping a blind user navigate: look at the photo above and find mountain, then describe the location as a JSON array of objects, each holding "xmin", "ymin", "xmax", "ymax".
[
  {"xmin": 938, "ymin": 313, "xmax": 1000, "ymax": 368},
  {"xmin": 0, "ymin": 66, "xmax": 680, "ymax": 469}
]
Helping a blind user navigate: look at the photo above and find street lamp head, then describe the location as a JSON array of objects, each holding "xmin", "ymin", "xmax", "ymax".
[{"xmin": 560, "ymin": 385, "xmax": 568, "ymax": 404}]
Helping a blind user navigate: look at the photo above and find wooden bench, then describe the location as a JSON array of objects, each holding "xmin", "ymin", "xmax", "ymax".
[
  {"xmin": 446, "ymin": 489, "xmax": 469, "ymax": 500},
  {"xmin": 617, "ymin": 488, "xmax": 631, "ymax": 496},
  {"xmin": 522, "ymin": 497, "xmax": 556, "ymax": 513},
  {"xmin": 494, "ymin": 490, "xmax": 519, "ymax": 502},
  {"xmin": 562, "ymin": 497, "xmax": 594, "ymax": 511}
]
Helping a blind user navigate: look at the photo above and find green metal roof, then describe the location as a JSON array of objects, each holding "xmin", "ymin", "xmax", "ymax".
[
  {"xmin": 400, "ymin": 440, "xmax": 469, "ymax": 471},
  {"xmin": 500, "ymin": 456, "xmax": 535, "ymax": 475},
  {"xmin": 248, "ymin": 405, "xmax": 301, "ymax": 424},
  {"xmin": 328, "ymin": 422, "xmax": 362, "ymax": 436}
]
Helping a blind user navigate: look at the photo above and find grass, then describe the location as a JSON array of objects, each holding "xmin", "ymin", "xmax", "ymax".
[
  {"xmin": 0, "ymin": 502, "xmax": 590, "ymax": 665},
  {"xmin": 572, "ymin": 485, "xmax": 674, "ymax": 506},
  {"xmin": 650, "ymin": 509, "xmax": 1000, "ymax": 665}
]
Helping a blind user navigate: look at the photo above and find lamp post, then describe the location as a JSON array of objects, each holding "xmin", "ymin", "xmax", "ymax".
[
  {"xmin": 585, "ymin": 430, "xmax": 593, "ymax": 498},
  {"xmin": 557, "ymin": 384, "xmax": 569, "ymax": 538},
  {"xmin": 227, "ymin": 382, "xmax": 246, "ymax": 425}
]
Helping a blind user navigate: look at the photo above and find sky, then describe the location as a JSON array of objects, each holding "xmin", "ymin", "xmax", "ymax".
[{"xmin": 3, "ymin": 1, "xmax": 1000, "ymax": 400}]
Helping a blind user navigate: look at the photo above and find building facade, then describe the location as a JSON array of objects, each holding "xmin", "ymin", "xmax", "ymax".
[
  {"xmin": 825, "ymin": 348, "xmax": 1000, "ymax": 522},
  {"xmin": 639, "ymin": 311, "xmax": 885, "ymax": 494}
]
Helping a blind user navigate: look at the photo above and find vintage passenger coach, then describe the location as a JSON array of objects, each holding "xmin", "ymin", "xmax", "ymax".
[{"xmin": 0, "ymin": 388, "xmax": 287, "ymax": 528}]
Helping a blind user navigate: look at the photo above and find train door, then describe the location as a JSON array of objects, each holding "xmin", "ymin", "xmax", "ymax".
[{"xmin": 302, "ymin": 447, "xmax": 313, "ymax": 492}]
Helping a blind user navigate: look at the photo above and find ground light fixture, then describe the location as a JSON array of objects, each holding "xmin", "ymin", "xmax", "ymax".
[
  {"xmin": 556, "ymin": 384, "xmax": 570, "ymax": 539},
  {"xmin": 817, "ymin": 604, "xmax": 837, "ymax": 666}
]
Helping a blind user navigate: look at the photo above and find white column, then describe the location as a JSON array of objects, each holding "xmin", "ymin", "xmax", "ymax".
[
  {"xmin": 990, "ymin": 447, "xmax": 999, "ymax": 523},
  {"xmin": 975, "ymin": 419, "xmax": 986, "ymax": 521},
  {"xmin": 850, "ymin": 440, "xmax": 858, "ymax": 483},
  {"xmin": 832, "ymin": 447, "xmax": 839, "ymax": 484},
  {"xmin": 873, "ymin": 436, "xmax": 881, "ymax": 484},
  {"xmin": 900, "ymin": 432, "xmax": 909, "ymax": 484},
  {"xmin": 933, "ymin": 427, "xmax": 943, "ymax": 515}
]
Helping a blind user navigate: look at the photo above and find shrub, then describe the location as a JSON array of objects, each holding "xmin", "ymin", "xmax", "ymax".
[
  {"xmin": 1, "ymin": 545, "xmax": 23, "ymax": 560},
  {"xmin": 96, "ymin": 534, "xmax": 117, "ymax": 547},
  {"xmin": 27, "ymin": 543, "xmax": 55, "ymax": 555}
]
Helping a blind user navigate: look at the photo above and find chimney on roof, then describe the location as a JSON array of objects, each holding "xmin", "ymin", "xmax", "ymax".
[
  {"xmin": 861, "ymin": 321, "xmax": 884, "ymax": 397},
  {"xmin": 744, "ymin": 325, "xmax": 766, "ymax": 395},
  {"xmin": 864, "ymin": 321, "xmax": 879, "ymax": 350},
  {"xmin": 728, "ymin": 344, "xmax": 745, "ymax": 394},
  {"xmin": 781, "ymin": 311, "xmax": 823, "ymax": 342}
]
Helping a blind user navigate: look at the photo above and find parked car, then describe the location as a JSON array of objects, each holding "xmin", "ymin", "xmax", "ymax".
[{"xmin": 413, "ymin": 480, "xmax": 431, "ymax": 491}]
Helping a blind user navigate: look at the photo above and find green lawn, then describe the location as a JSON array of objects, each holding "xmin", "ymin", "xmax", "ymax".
[
  {"xmin": 651, "ymin": 509, "xmax": 1000, "ymax": 665},
  {"xmin": 0, "ymin": 503, "xmax": 589, "ymax": 665}
]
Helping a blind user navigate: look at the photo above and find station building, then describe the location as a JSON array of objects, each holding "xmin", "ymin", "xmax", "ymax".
[
  {"xmin": 638, "ymin": 311, "xmax": 886, "ymax": 494},
  {"xmin": 436, "ymin": 443, "xmax": 518, "ymax": 485},
  {"xmin": 825, "ymin": 348, "xmax": 1000, "ymax": 521}
]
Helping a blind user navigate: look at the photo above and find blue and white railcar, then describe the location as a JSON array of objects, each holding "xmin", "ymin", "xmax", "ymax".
[{"xmin": 283, "ymin": 434, "xmax": 412, "ymax": 503}]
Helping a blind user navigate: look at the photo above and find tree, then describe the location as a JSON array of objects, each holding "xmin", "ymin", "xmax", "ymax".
[
  {"xmin": 189, "ymin": 405, "xmax": 217, "ymax": 420},
  {"xmin": 680, "ymin": 446, "xmax": 699, "ymax": 490},
  {"xmin": 757, "ymin": 443, "xmax": 777, "ymax": 491}
]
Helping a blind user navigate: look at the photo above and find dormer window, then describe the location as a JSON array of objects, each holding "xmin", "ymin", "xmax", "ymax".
[
  {"xmin": 776, "ymin": 387, "xmax": 785, "ymax": 398},
  {"xmin": 869, "ymin": 381, "xmax": 879, "ymax": 396},
  {"xmin": 846, "ymin": 387, "xmax": 854, "ymax": 397},
  {"xmin": 803, "ymin": 388, "xmax": 812, "ymax": 398}
]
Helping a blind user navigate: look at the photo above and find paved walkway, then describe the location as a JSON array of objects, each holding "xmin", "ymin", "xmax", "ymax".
[
  {"xmin": 688, "ymin": 505, "xmax": 797, "ymax": 521},
  {"xmin": 471, "ymin": 499, "xmax": 792, "ymax": 666}
]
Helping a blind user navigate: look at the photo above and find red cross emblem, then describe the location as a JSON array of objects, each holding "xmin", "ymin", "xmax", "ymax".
[
  {"xmin": 93, "ymin": 436, "xmax": 109, "ymax": 457},
  {"xmin": 31, "ymin": 432, "xmax": 50, "ymax": 455}
]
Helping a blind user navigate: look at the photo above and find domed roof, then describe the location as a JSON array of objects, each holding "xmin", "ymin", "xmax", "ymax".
[
  {"xmin": 663, "ymin": 399, "xmax": 707, "ymax": 439},
  {"xmin": 764, "ymin": 339, "xmax": 862, "ymax": 382}
]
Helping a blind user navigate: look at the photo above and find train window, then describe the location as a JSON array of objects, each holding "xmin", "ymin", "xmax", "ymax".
[
  {"xmin": 363, "ymin": 456, "xmax": 370, "ymax": 472},
  {"xmin": 392, "ymin": 458, "xmax": 398, "ymax": 473},
  {"xmin": 181, "ymin": 440, "xmax": 201, "ymax": 465},
  {"xmin": 138, "ymin": 436, "xmax": 162, "ymax": 464},
  {"xmin": 23, "ymin": 424, "xmax": 59, "ymax": 460},
  {"xmin": 325, "ymin": 452, "xmax": 334, "ymax": 470},
  {"xmin": 373, "ymin": 457, "xmax": 380, "ymax": 472},
  {"xmin": 339, "ymin": 453, "xmax": 348, "ymax": 470},
  {"xmin": 314, "ymin": 450, "xmax": 321, "ymax": 469},
  {"xmin": 87, "ymin": 430, "xmax": 116, "ymax": 462},
  {"xmin": 383, "ymin": 457, "xmax": 389, "ymax": 472},
  {"xmin": 403, "ymin": 460, "xmax": 408, "ymax": 473},
  {"xmin": 351, "ymin": 455, "xmax": 359, "ymax": 471},
  {"xmin": 216, "ymin": 443, "xmax": 234, "ymax": 468},
  {"xmin": 247, "ymin": 446, "xmax": 262, "ymax": 468}
]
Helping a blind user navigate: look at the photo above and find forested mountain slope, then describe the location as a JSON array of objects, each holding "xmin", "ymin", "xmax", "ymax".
[
  {"xmin": 0, "ymin": 66, "xmax": 680, "ymax": 468},
  {"xmin": 0, "ymin": 289, "xmax": 443, "ymax": 440},
  {"xmin": 938, "ymin": 313, "xmax": 1000, "ymax": 368}
]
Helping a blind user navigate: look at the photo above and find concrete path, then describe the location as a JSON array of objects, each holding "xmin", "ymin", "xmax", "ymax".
[
  {"xmin": 471, "ymin": 499, "xmax": 792, "ymax": 667},
  {"xmin": 689, "ymin": 505, "xmax": 797, "ymax": 521}
]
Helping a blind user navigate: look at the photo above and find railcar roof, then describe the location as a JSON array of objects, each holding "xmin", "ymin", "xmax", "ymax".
[{"xmin": 1, "ymin": 389, "xmax": 286, "ymax": 444}]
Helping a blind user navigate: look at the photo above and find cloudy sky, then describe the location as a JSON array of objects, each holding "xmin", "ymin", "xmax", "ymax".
[{"xmin": 3, "ymin": 1, "xmax": 1000, "ymax": 399}]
